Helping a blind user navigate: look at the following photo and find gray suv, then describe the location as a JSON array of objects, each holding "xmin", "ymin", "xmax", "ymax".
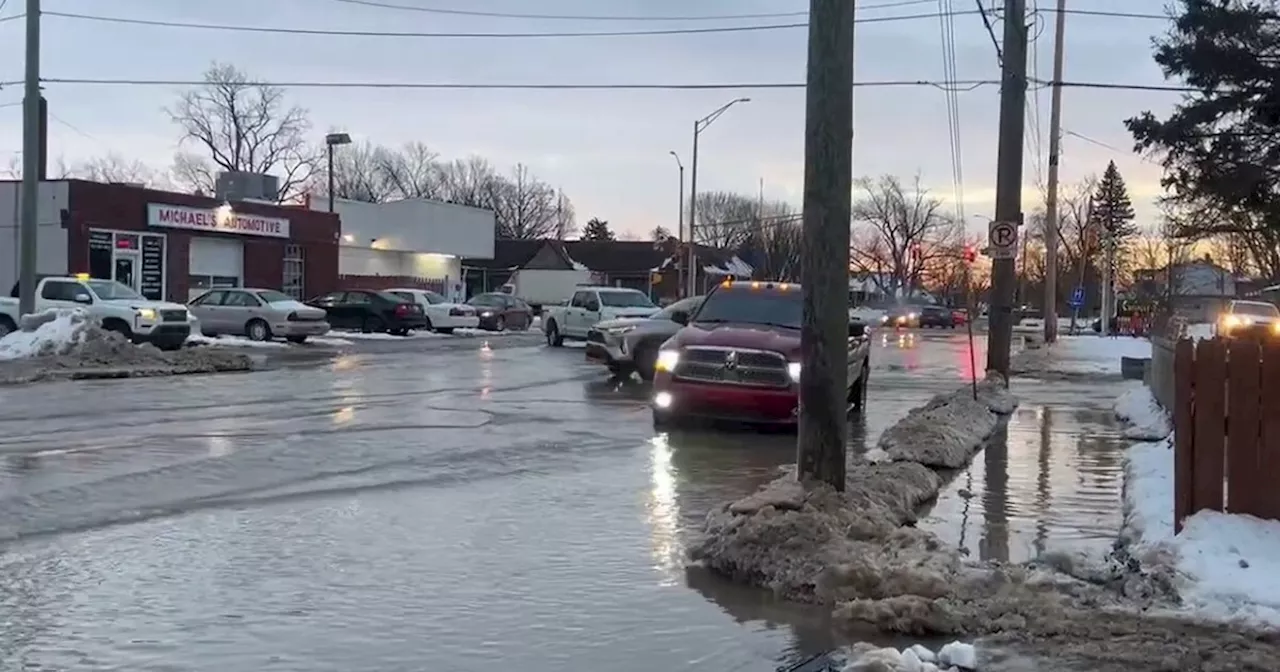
[{"xmin": 585, "ymin": 295, "xmax": 703, "ymax": 380}]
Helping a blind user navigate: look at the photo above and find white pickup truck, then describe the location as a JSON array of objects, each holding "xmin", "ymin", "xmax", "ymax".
[
  {"xmin": 542, "ymin": 285, "xmax": 660, "ymax": 347},
  {"xmin": 0, "ymin": 275, "xmax": 196, "ymax": 350}
]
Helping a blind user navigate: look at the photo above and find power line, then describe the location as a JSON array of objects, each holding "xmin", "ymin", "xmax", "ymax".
[
  {"xmin": 44, "ymin": 7, "xmax": 1167, "ymax": 39},
  {"xmin": 35, "ymin": 77, "xmax": 1205, "ymax": 92},
  {"xmin": 0, "ymin": 12, "xmax": 21, "ymax": 23},
  {"xmin": 323, "ymin": 0, "xmax": 937, "ymax": 21}
]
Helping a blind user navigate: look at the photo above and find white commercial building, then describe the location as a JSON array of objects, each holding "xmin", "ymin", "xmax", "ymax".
[{"xmin": 306, "ymin": 196, "xmax": 496, "ymax": 302}]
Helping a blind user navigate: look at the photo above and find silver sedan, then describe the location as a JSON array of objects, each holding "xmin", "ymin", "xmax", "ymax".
[{"xmin": 188, "ymin": 288, "xmax": 331, "ymax": 343}]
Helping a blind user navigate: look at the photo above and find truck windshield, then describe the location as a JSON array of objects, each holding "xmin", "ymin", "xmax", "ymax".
[
  {"xmin": 86, "ymin": 280, "xmax": 142, "ymax": 300},
  {"xmin": 1233, "ymin": 302, "xmax": 1279, "ymax": 317},
  {"xmin": 598, "ymin": 290, "xmax": 655, "ymax": 308},
  {"xmin": 693, "ymin": 288, "xmax": 802, "ymax": 329}
]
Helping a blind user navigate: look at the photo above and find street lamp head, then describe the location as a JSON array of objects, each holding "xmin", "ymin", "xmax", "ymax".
[
  {"xmin": 736, "ymin": 97, "xmax": 751, "ymax": 103},
  {"xmin": 325, "ymin": 132, "xmax": 352, "ymax": 146}
]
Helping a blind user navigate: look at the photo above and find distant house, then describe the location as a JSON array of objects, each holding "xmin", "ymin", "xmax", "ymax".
[
  {"xmin": 461, "ymin": 239, "xmax": 752, "ymax": 306},
  {"xmin": 1133, "ymin": 257, "xmax": 1241, "ymax": 320}
]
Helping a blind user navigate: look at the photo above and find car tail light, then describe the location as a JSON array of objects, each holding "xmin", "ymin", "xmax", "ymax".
[
  {"xmin": 395, "ymin": 303, "xmax": 411, "ymax": 316},
  {"xmin": 287, "ymin": 311, "xmax": 298, "ymax": 321}
]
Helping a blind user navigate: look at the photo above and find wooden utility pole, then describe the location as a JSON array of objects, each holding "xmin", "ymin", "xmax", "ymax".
[
  {"xmin": 1042, "ymin": 0, "xmax": 1067, "ymax": 343},
  {"xmin": 796, "ymin": 0, "xmax": 855, "ymax": 489},
  {"xmin": 986, "ymin": 0, "xmax": 1029, "ymax": 376}
]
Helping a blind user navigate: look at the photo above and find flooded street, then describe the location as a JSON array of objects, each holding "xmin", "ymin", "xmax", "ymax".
[{"xmin": 0, "ymin": 331, "xmax": 1130, "ymax": 671}]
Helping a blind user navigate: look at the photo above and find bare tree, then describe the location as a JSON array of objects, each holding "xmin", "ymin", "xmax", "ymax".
[
  {"xmin": 490, "ymin": 163, "xmax": 562, "ymax": 239},
  {"xmin": 849, "ymin": 175, "xmax": 961, "ymax": 298},
  {"xmin": 741, "ymin": 217, "xmax": 803, "ymax": 281},
  {"xmin": 692, "ymin": 191, "xmax": 760, "ymax": 248},
  {"xmin": 433, "ymin": 156, "xmax": 501, "ymax": 208},
  {"xmin": 316, "ymin": 141, "xmax": 396, "ymax": 203},
  {"xmin": 377, "ymin": 142, "xmax": 443, "ymax": 199},
  {"xmin": 168, "ymin": 62, "xmax": 318, "ymax": 200},
  {"xmin": 70, "ymin": 153, "xmax": 160, "ymax": 185},
  {"xmin": 650, "ymin": 225, "xmax": 672, "ymax": 241}
]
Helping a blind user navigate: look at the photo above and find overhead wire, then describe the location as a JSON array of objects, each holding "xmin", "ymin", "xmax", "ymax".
[
  {"xmin": 41, "ymin": 7, "xmax": 1173, "ymax": 39},
  {"xmin": 322, "ymin": 0, "xmax": 939, "ymax": 21},
  {"xmin": 937, "ymin": 0, "xmax": 966, "ymax": 223},
  {"xmin": 1026, "ymin": 2, "xmax": 1046, "ymax": 192}
]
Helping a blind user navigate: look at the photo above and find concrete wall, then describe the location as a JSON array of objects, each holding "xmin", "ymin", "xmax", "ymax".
[{"xmin": 0, "ymin": 181, "xmax": 70, "ymax": 293}]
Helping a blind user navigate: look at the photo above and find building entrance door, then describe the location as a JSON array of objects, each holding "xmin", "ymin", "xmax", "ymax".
[{"xmin": 113, "ymin": 250, "xmax": 141, "ymax": 292}]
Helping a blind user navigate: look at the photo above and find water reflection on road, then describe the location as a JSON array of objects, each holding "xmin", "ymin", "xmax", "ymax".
[{"xmin": 0, "ymin": 331, "xmax": 1129, "ymax": 671}]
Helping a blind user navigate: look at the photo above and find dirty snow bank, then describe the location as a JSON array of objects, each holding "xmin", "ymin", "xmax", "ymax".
[
  {"xmin": 1011, "ymin": 335, "xmax": 1150, "ymax": 377},
  {"xmin": 0, "ymin": 308, "xmax": 252, "ymax": 384},
  {"xmin": 842, "ymin": 640, "xmax": 976, "ymax": 671},
  {"xmin": 1113, "ymin": 381, "xmax": 1171, "ymax": 440},
  {"xmin": 691, "ymin": 375, "xmax": 1016, "ymax": 602},
  {"xmin": 1124, "ymin": 438, "xmax": 1280, "ymax": 628}
]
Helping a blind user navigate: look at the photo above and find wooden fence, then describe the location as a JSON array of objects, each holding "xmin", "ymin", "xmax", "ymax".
[{"xmin": 1173, "ymin": 338, "xmax": 1280, "ymax": 531}]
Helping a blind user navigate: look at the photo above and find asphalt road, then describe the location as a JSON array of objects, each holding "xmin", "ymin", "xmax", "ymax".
[{"xmin": 0, "ymin": 329, "xmax": 1132, "ymax": 672}]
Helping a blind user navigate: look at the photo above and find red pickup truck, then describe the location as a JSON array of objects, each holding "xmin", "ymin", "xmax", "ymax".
[{"xmin": 650, "ymin": 280, "xmax": 872, "ymax": 428}]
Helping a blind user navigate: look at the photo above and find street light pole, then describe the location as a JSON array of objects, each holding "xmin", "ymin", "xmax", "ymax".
[
  {"xmin": 17, "ymin": 0, "xmax": 42, "ymax": 317},
  {"xmin": 686, "ymin": 97, "xmax": 750, "ymax": 298},
  {"xmin": 669, "ymin": 151, "xmax": 685, "ymax": 293},
  {"xmin": 324, "ymin": 132, "xmax": 352, "ymax": 212},
  {"xmin": 795, "ymin": 0, "xmax": 855, "ymax": 489}
]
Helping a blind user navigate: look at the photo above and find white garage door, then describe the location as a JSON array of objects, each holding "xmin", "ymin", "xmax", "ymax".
[{"xmin": 188, "ymin": 237, "xmax": 244, "ymax": 299}]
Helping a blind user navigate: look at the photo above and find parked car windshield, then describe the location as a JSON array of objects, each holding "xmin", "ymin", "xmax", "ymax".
[
  {"xmin": 1233, "ymin": 302, "xmax": 1279, "ymax": 317},
  {"xmin": 598, "ymin": 290, "xmax": 655, "ymax": 308},
  {"xmin": 376, "ymin": 291, "xmax": 411, "ymax": 303},
  {"xmin": 655, "ymin": 296, "xmax": 702, "ymax": 320},
  {"xmin": 86, "ymin": 280, "xmax": 142, "ymax": 300},
  {"xmin": 256, "ymin": 290, "xmax": 293, "ymax": 303},
  {"xmin": 692, "ymin": 287, "xmax": 801, "ymax": 329}
]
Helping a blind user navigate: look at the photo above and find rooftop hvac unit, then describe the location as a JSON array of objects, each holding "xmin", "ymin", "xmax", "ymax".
[{"xmin": 215, "ymin": 171, "xmax": 280, "ymax": 202}]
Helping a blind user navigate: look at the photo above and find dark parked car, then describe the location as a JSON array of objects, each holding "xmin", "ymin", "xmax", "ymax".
[
  {"xmin": 466, "ymin": 292, "xmax": 534, "ymax": 331},
  {"xmin": 917, "ymin": 305, "xmax": 954, "ymax": 328},
  {"xmin": 306, "ymin": 289, "xmax": 428, "ymax": 335}
]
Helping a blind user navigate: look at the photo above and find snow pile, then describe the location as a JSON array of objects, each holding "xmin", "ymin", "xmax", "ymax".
[
  {"xmin": 1113, "ymin": 381, "xmax": 1171, "ymax": 440},
  {"xmin": 691, "ymin": 377, "xmax": 1016, "ymax": 603},
  {"xmin": 1123, "ymin": 438, "xmax": 1280, "ymax": 628},
  {"xmin": 869, "ymin": 376, "xmax": 1016, "ymax": 468},
  {"xmin": 187, "ymin": 334, "xmax": 287, "ymax": 348},
  {"xmin": 842, "ymin": 641, "xmax": 976, "ymax": 671},
  {"xmin": 0, "ymin": 308, "xmax": 253, "ymax": 384},
  {"xmin": 1184, "ymin": 323, "xmax": 1215, "ymax": 341},
  {"xmin": 1012, "ymin": 335, "xmax": 1152, "ymax": 376}
]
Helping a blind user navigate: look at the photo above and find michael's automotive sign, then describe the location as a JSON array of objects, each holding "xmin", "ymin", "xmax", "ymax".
[{"xmin": 147, "ymin": 203, "xmax": 290, "ymax": 238}]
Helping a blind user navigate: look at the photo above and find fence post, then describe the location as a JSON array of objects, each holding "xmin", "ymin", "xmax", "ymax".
[
  {"xmin": 1173, "ymin": 338, "xmax": 1195, "ymax": 533},
  {"xmin": 1225, "ymin": 339, "xmax": 1261, "ymax": 516},
  {"xmin": 1192, "ymin": 339, "xmax": 1226, "ymax": 516},
  {"xmin": 1261, "ymin": 343, "xmax": 1280, "ymax": 521}
]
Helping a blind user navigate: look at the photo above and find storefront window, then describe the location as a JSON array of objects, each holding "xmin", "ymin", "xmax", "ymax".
[{"xmin": 283, "ymin": 244, "xmax": 305, "ymax": 299}]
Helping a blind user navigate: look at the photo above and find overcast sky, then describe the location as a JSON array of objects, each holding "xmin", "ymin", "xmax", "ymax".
[{"xmin": 0, "ymin": 0, "xmax": 1179, "ymax": 238}]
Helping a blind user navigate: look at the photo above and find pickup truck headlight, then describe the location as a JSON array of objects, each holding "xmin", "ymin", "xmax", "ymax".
[
  {"xmin": 135, "ymin": 308, "xmax": 156, "ymax": 320},
  {"xmin": 787, "ymin": 361, "xmax": 801, "ymax": 382},
  {"xmin": 655, "ymin": 350, "xmax": 680, "ymax": 372}
]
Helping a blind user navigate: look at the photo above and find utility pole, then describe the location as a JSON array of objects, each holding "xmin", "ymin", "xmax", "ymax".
[
  {"xmin": 17, "ymin": 0, "xmax": 42, "ymax": 317},
  {"xmin": 1103, "ymin": 217, "xmax": 1115, "ymax": 336},
  {"xmin": 986, "ymin": 0, "xmax": 1029, "ymax": 377},
  {"xmin": 796, "ymin": 0, "xmax": 855, "ymax": 490},
  {"xmin": 1042, "ymin": 0, "xmax": 1067, "ymax": 343},
  {"xmin": 686, "ymin": 122, "xmax": 700, "ymax": 298}
]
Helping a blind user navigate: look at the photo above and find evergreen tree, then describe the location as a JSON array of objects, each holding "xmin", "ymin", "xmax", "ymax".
[
  {"xmin": 1089, "ymin": 161, "xmax": 1137, "ymax": 241},
  {"xmin": 581, "ymin": 217, "xmax": 615, "ymax": 241}
]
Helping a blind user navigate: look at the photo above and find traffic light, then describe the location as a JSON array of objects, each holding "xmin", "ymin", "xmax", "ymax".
[{"xmin": 963, "ymin": 245, "xmax": 976, "ymax": 263}]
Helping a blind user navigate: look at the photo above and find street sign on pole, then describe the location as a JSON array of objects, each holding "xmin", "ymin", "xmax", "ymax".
[
  {"xmin": 1068, "ymin": 285, "xmax": 1084, "ymax": 307},
  {"xmin": 988, "ymin": 220, "xmax": 1018, "ymax": 259}
]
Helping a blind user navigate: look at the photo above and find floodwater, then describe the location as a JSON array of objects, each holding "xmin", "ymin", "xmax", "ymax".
[{"xmin": 0, "ymin": 330, "xmax": 1129, "ymax": 671}]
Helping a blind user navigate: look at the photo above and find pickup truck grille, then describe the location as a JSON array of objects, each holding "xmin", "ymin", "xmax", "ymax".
[
  {"xmin": 674, "ymin": 346, "xmax": 790, "ymax": 388},
  {"xmin": 161, "ymin": 309, "xmax": 188, "ymax": 322},
  {"xmin": 586, "ymin": 329, "xmax": 606, "ymax": 344}
]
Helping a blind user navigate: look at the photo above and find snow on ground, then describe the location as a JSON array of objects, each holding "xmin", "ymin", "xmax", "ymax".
[
  {"xmin": 1113, "ymin": 381, "xmax": 1171, "ymax": 440},
  {"xmin": 842, "ymin": 640, "xmax": 977, "ymax": 671},
  {"xmin": 1184, "ymin": 322, "xmax": 1215, "ymax": 341},
  {"xmin": 1125, "ymin": 438, "xmax": 1280, "ymax": 628},
  {"xmin": 0, "ymin": 308, "xmax": 86, "ymax": 359},
  {"xmin": 849, "ymin": 306, "xmax": 886, "ymax": 323},
  {"xmin": 332, "ymin": 327, "xmax": 537, "ymax": 341},
  {"xmin": 186, "ymin": 334, "xmax": 287, "ymax": 348},
  {"xmin": 1015, "ymin": 335, "xmax": 1151, "ymax": 375}
]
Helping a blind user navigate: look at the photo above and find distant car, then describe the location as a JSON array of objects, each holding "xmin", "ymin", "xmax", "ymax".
[
  {"xmin": 306, "ymin": 289, "xmax": 428, "ymax": 335},
  {"xmin": 1218, "ymin": 300, "xmax": 1280, "ymax": 340},
  {"xmin": 189, "ymin": 288, "xmax": 330, "ymax": 343},
  {"xmin": 951, "ymin": 308, "xmax": 969, "ymax": 327},
  {"xmin": 466, "ymin": 292, "xmax": 535, "ymax": 331},
  {"xmin": 586, "ymin": 295, "xmax": 703, "ymax": 380},
  {"xmin": 917, "ymin": 305, "xmax": 953, "ymax": 328},
  {"xmin": 883, "ymin": 305, "xmax": 921, "ymax": 328},
  {"xmin": 387, "ymin": 288, "xmax": 480, "ymax": 334}
]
